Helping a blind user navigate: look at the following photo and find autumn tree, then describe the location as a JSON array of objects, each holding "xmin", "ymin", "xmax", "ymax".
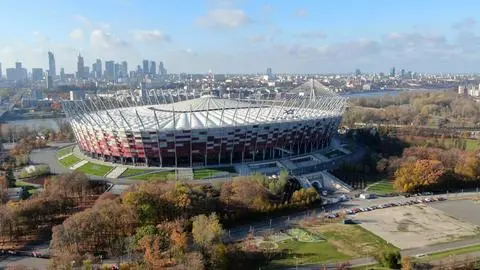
[
  {"xmin": 394, "ymin": 159, "xmax": 446, "ymax": 193},
  {"xmin": 454, "ymin": 152, "xmax": 480, "ymax": 181},
  {"xmin": 192, "ymin": 213, "xmax": 224, "ymax": 250}
]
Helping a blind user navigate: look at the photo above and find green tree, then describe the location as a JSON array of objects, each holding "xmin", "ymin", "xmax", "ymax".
[{"xmin": 377, "ymin": 250, "xmax": 401, "ymax": 269}]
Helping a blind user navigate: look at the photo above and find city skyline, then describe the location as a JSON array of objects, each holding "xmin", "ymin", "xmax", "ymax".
[{"xmin": 0, "ymin": 0, "xmax": 480, "ymax": 73}]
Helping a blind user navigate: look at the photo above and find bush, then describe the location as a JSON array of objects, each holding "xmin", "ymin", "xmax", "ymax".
[{"xmin": 376, "ymin": 250, "xmax": 401, "ymax": 269}]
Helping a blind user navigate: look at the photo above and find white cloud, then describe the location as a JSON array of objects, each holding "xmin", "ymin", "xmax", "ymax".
[
  {"xmin": 197, "ymin": 9, "xmax": 251, "ymax": 29},
  {"xmin": 452, "ymin": 18, "xmax": 477, "ymax": 30},
  {"xmin": 69, "ymin": 28, "xmax": 84, "ymax": 40},
  {"xmin": 297, "ymin": 31, "xmax": 326, "ymax": 39},
  {"xmin": 90, "ymin": 29, "xmax": 128, "ymax": 50},
  {"xmin": 133, "ymin": 30, "xmax": 171, "ymax": 43},
  {"xmin": 294, "ymin": 8, "xmax": 308, "ymax": 18},
  {"xmin": 246, "ymin": 34, "xmax": 272, "ymax": 43},
  {"xmin": 74, "ymin": 14, "xmax": 92, "ymax": 27}
]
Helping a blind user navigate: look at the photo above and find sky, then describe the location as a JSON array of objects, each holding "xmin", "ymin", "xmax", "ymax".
[{"xmin": 0, "ymin": 0, "xmax": 480, "ymax": 74}]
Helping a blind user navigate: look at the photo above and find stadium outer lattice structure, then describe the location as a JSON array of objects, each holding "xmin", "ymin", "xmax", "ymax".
[{"xmin": 62, "ymin": 92, "xmax": 347, "ymax": 168}]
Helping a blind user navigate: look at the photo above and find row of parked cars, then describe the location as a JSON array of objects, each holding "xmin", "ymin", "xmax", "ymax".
[
  {"xmin": 344, "ymin": 196, "xmax": 447, "ymax": 216},
  {"xmin": 321, "ymin": 196, "xmax": 448, "ymax": 219}
]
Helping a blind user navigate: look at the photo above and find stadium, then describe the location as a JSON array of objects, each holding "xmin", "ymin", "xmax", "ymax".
[{"xmin": 62, "ymin": 91, "xmax": 347, "ymax": 168}]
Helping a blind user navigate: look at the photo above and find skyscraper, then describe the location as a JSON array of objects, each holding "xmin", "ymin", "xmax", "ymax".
[
  {"xmin": 77, "ymin": 54, "xmax": 85, "ymax": 80},
  {"xmin": 114, "ymin": 63, "xmax": 121, "ymax": 80},
  {"xmin": 389, "ymin": 67, "xmax": 396, "ymax": 77},
  {"xmin": 150, "ymin": 61, "xmax": 156, "ymax": 75},
  {"xmin": 95, "ymin": 59, "xmax": 102, "ymax": 78},
  {"xmin": 121, "ymin": 61, "xmax": 128, "ymax": 78},
  {"xmin": 31, "ymin": 68, "xmax": 44, "ymax": 82},
  {"xmin": 159, "ymin": 61, "xmax": 167, "ymax": 76},
  {"xmin": 105, "ymin": 61, "xmax": 115, "ymax": 81},
  {"xmin": 48, "ymin": 51, "xmax": 56, "ymax": 78},
  {"xmin": 266, "ymin": 67, "xmax": 272, "ymax": 76},
  {"xmin": 46, "ymin": 70, "xmax": 53, "ymax": 89},
  {"xmin": 60, "ymin": 68, "xmax": 65, "ymax": 81},
  {"xmin": 142, "ymin": 60, "xmax": 149, "ymax": 75}
]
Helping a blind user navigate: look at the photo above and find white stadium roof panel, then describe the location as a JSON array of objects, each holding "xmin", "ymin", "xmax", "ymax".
[{"xmin": 66, "ymin": 95, "xmax": 347, "ymax": 131}]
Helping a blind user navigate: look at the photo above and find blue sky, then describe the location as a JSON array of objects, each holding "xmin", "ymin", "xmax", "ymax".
[{"xmin": 0, "ymin": 0, "xmax": 479, "ymax": 73}]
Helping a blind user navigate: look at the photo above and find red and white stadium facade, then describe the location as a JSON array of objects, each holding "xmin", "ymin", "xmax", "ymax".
[{"xmin": 63, "ymin": 94, "xmax": 346, "ymax": 167}]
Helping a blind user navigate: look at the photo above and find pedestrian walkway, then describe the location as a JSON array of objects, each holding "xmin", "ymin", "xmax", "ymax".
[
  {"xmin": 106, "ymin": 167, "xmax": 127, "ymax": 179},
  {"xmin": 58, "ymin": 153, "xmax": 73, "ymax": 160},
  {"xmin": 69, "ymin": 160, "xmax": 88, "ymax": 170}
]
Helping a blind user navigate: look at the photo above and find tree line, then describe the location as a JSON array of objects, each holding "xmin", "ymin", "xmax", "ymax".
[{"xmin": 50, "ymin": 176, "xmax": 321, "ymax": 269}]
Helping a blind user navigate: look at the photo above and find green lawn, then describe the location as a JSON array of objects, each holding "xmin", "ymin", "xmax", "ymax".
[
  {"xmin": 120, "ymin": 168, "xmax": 155, "ymax": 178},
  {"xmin": 271, "ymin": 240, "xmax": 349, "ymax": 268},
  {"xmin": 269, "ymin": 224, "xmax": 397, "ymax": 269},
  {"xmin": 75, "ymin": 162, "xmax": 113, "ymax": 177},
  {"xmin": 57, "ymin": 146, "xmax": 74, "ymax": 158},
  {"xmin": 130, "ymin": 170, "xmax": 175, "ymax": 181},
  {"xmin": 58, "ymin": 154, "xmax": 82, "ymax": 168},
  {"xmin": 367, "ymin": 180, "xmax": 396, "ymax": 195},
  {"xmin": 417, "ymin": 244, "xmax": 480, "ymax": 262},
  {"xmin": 193, "ymin": 167, "xmax": 235, "ymax": 179}
]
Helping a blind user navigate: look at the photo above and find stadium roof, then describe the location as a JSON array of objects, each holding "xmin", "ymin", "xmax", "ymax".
[{"xmin": 65, "ymin": 95, "xmax": 346, "ymax": 131}]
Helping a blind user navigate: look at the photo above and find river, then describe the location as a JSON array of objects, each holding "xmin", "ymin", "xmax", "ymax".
[
  {"xmin": 344, "ymin": 88, "xmax": 451, "ymax": 98},
  {"xmin": 0, "ymin": 118, "xmax": 66, "ymax": 134}
]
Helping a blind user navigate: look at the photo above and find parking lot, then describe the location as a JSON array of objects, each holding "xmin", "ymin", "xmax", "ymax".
[
  {"xmin": 431, "ymin": 199, "xmax": 480, "ymax": 226},
  {"xmin": 355, "ymin": 204, "xmax": 480, "ymax": 249}
]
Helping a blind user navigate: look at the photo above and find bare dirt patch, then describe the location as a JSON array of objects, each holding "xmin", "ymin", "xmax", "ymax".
[{"xmin": 356, "ymin": 205, "xmax": 480, "ymax": 249}]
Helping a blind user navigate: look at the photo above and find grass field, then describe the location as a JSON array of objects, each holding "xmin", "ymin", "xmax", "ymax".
[
  {"xmin": 120, "ymin": 168, "xmax": 155, "ymax": 178},
  {"xmin": 193, "ymin": 167, "xmax": 235, "ymax": 179},
  {"xmin": 417, "ymin": 244, "xmax": 480, "ymax": 261},
  {"xmin": 57, "ymin": 146, "xmax": 74, "ymax": 158},
  {"xmin": 75, "ymin": 162, "xmax": 113, "ymax": 176},
  {"xmin": 269, "ymin": 224, "xmax": 397, "ymax": 268},
  {"xmin": 58, "ymin": 154, "xmax": 82, "ymax": 168},
  {"xmin": 367, "ymin": 180, "xmax": 396, "ymax": 195},
  {"xmin": 130, "ymin": 170, "xmax": 175, "ymax": 181}
]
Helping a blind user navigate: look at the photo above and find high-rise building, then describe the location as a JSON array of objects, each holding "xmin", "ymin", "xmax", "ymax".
[
  {"xmin": 48, "ymin": 51, "xmax": 56, "ymax": 78},
  {"xmin": 46, "ymin": 71, "xmax": 53, "ymax": 89},
  {"xmin": 150, "ymin": 61, "xmax": 156, "ymax": 75},
  {"xmin": 389, "ymin": 67, "xmax": 396, "ymax": 77},
  {"xmin": 105, "ymin": 61, "xmax": 115, "ymax": 81},
  {"xmin": 142, "ymin": 60, "xmax": 149, "ymax": 75},
  {"xmin": 266, "ymin": 67, "xmax": 272, "ymax": 76},
  {"xmin": 0, "ymin": 62, "xmax": 2, "ymax": 78},
  {"xmin": 355, "ymin": 69, "xmax": 361, "ymax": 76},
  {"xmin": 6, "ymin": 68, "xmax": 16, "ymax": 81},
  {"xmin": 77, "ymin": 54, "xmax": 85, "ymax": 80},
  {"xmin": 60, "ymin": 68, "xmax": 65, "ymax": 81},
  {"xmin": 95, "ymin": 59, "xmax": 102, "ymax": 78},
  {"xmin": 400, "ymin": 69, "xmax": 406, "ymax": 78},
  {"xmin": 121, "ymin": 61, "xmax": 128, "ymax": 78},
  {"xmin": 15, "ymin": 62, "xmax": 26, "ymax": 81},
  {"xmin": 83, "ymin": 67, "xmax": 89, "ymax": 79},
  {"xmin": 114, "ymin": 63, "xmax": 121, "ymax": 80},
  {"xmin": 159, "ymin": 61, "xmax": 167, "ymax": 76},
  {"xmin": 32, "ymin": 68, "xmax": 44, "ymax": 82}
]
